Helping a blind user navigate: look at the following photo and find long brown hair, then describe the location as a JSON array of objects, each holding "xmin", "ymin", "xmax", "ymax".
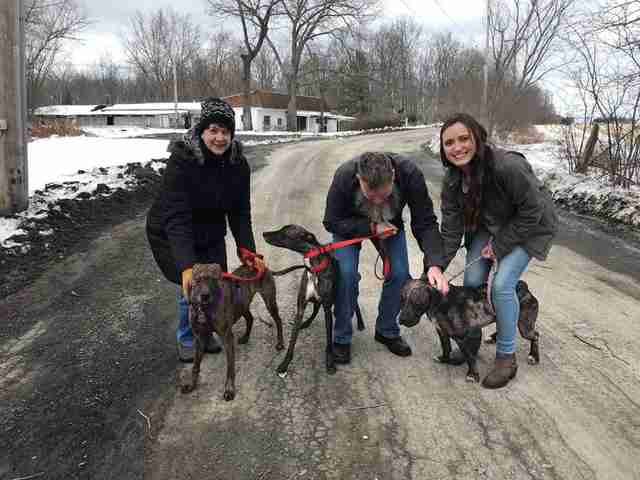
[{"xmin": 439, "ymin": 113, "xmax": 491, "ymax": 233}]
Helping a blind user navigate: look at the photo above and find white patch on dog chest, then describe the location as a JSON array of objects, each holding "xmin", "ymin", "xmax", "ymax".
[{"xmin": 305, "ymin": 271, "xmax": 320, "ymax": 301}]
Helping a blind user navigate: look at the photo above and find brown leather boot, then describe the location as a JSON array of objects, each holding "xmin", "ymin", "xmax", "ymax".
[{"xmin": 482, "ymin": 352, "xmax": 517, "ymax": 389}]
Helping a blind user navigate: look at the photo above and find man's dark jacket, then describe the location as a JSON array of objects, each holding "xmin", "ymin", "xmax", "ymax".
[
  {"xmin": 146, "ymin": 132, "xmax": 255, "ymax": 284},
  {"xmin": 323, "ymin": 153, "xmax": 445, "ymax": 268}
]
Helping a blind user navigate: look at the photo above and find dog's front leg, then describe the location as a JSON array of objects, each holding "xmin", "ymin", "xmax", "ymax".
[
  {"xmin": 238, "ymin": 311, "xmax": 253, "ymax": 345},
  {"xmin": 181, "ymin": 335, "xmax": 204, "ymax": 394},
  {"xmin": 458, "ymin": 337, "xmax": 480, "ymax": 383},
  {"xmin": 323, "ymin": 304, "xmax": 336, "ymax": 375},
  {"xmin": 276, "ymin": 274, "xmax": 307, "ymax": 375},
  {"xmin": 223, "ymin": 329, "xmax": 236, "ymax": 401},
  {"xmin": 435, "ymin": 325, "xmax": 453, "ymax": 364}
]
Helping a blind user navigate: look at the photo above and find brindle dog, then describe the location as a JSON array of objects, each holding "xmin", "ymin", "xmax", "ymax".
[
  {"xmin": 182, "ymin": 263, "xmax": 286, "ymax": 400},
  {"xmin": 399, "ymin": 278, "xmax": 540, "ymax": 382},
  {"xmin": 262, "ymin": 224, "xmax": 366, "ymax": 375}
]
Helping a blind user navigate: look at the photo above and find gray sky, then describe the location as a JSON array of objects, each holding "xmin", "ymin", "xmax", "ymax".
[
  {"xmin": 67, "ymin": 0, "xmax": 577, "ymax": 115},
  {"xmin": 69, "ymin": 0, "xmax": 486, "ymax": 66}
]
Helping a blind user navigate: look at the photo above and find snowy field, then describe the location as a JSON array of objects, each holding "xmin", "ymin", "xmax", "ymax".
[{"xmin": 2, "ymin": 124, "xmax": 639, "ymax": 252}]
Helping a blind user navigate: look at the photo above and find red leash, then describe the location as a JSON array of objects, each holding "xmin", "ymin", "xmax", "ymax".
[
  {"xmin": 303, "ymin": 229, "xmax": 395, "ymax": 275},
  {"xmin": 221, "ymin": 248, "xmax": 266, "ymax": 282}
]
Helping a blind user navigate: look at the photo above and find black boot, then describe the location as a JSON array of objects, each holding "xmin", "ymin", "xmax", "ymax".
[{"xmin": 448, "ymin": 331, "xmax": 482, "ymax": 366}]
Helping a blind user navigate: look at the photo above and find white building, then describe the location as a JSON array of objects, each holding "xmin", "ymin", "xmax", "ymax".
[
  {"xmin": 223, "ymin": 90, "xmax": 354, "ymax": 133},
  {"xmin": 33, "ymin": 91, "xmax": 355, "ymax": 132},
  {"xmin": 34, "ymin": 103, "xmax": 201, "ymax": 129}
]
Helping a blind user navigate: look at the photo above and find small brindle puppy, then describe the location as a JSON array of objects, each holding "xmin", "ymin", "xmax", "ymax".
[
  {"xmin": 399, "ymin": 278, "xmax": 540, "ymax": 382},
  {"xmin": 183, "ymin": 263, "xmax": 285, "ymax": 400},
  {"xmin": 263, "ymin": 224, "xmax": 366, "ymax": 375}
]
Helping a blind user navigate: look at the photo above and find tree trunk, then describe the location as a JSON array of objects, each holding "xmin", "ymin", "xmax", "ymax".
[
  {"xmin": 241, "ymin": 54, "xmax": 253, "ymax": 131},
  {"xmin": 287, "ymin": 76, "xmax": 297, "ymax": 132},
  {"xmin": 577, "ymin": 123, "xmax": 599, "ymax": 174}
]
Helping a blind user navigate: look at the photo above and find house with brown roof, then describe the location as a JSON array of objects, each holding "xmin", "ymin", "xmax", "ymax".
[{"xmin": 223, "ymin": 89, "xmax": 354, "ymax": 133}]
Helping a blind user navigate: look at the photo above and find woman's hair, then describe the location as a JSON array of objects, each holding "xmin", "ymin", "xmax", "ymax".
[{"xmin": 439, "ymin": 113, "xmax": 492, "ymax": 233}]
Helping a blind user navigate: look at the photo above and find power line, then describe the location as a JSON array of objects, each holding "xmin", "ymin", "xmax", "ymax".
[
  {"xmin": 398, "ymin": 0, "xmax": 480, "ymax": 47},
  {"xmin": 430, "ymin": 0, "xmax": 460, "ymax": 28}
]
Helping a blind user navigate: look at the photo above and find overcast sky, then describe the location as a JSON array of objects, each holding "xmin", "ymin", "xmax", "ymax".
[
  {"xmin": 66, "ymin": 0, "xmax": 577, "ymax": 115},
  {"xmin": 69, "ymin": 0, "xmax": 486, "ymax": 67}
]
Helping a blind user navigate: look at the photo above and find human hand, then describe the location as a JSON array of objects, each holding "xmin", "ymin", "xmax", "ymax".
[
  {"xmin": 481, "ymin": 241, "xmax": 496, "ymax": 260},
  {"xmin": 181, "ymin": 267, "xmax": 193, "ymax": 299},
  {"xmin": 252, "ymin": 256, "xmax": 266, "ymax": 272},
  {"xmin": 372, "ymin": 222, "xmax": 398, "ymax": 240},
  {"xmin": 426, "ymin": 265, "xmax": 449, "ymax": 295},
  {"xmin": 241, "ymin": 249, "xmax": 266, "ymax": 272}
]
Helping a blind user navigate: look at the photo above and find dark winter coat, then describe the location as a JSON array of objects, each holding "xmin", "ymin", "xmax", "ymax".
[
  {"xmin": 323, "ymin": 153, "xmax": 445, "ymax": 268},
  {"xmin": 146, "ymin": 131, "xmax": 255, "ymax": 284},
  {"xmin": 440, "ymin": 148, "xmax": 558, "ymax": 269}
]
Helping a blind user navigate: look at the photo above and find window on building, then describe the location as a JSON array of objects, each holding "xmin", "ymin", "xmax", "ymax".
[{"xmin": 263, "ymin": 115, "xmax": 271, "ymax": 131}]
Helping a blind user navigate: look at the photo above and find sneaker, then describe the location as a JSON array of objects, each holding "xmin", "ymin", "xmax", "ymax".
[
  {"xmin": 177, "ymin": 342, "xmax": 194, "ymax": 363},
  {"xmin": 333, "ymin": 343, "xmax": 351, "ymax": 364},
  {"xmin": 374, "ymin": 332, "xmax": 412, "ymax": 357}
]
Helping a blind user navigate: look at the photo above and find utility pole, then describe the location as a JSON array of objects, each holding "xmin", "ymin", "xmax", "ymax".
[
  {"xmin": 0, "ymin": 0, "xmax": 28, "ymax": 215},
  {"xmin": 483, "ymin": 0, "xmax": 491, "ymax": 127},
  {"xmin": 173, "ymin": 61, "xmax": 178, "ymax": 128}
]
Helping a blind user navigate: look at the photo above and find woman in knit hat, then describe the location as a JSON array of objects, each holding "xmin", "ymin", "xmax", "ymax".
[{"xmin": 146, "ymin": 97, "xmax": 265, "ymax": 362}]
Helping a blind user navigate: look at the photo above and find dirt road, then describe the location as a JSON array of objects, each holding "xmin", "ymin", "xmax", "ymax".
[{"xmin": 2, "ymin": 129, "xmax": 639, "ymax": 480}]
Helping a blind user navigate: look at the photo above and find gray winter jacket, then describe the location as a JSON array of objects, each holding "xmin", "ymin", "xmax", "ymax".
[{"xmin": 440, "ymin": 148, "xmax": 558, "ymax": 269}]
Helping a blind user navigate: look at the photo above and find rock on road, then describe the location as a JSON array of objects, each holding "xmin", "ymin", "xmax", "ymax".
[{"xmin": 2, "ymin": 129, "xmax": 639, "ymax": 480}]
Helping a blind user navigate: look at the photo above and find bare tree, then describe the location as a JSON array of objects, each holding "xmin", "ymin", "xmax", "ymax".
[
  {"xmin": 124, "ymin": 8, "xmax": 202, "ymax": 101},
  {"xmin": 207, "ymin": 0, "xmax": 280, "ymax": 130},
  {"xmin": 254, "ymin": 46, "xmax": 281, "ymax": 89},
  {"xmin": 564, "ymin": 0, "xmax": 640, "ymax": 186},
  {"xmin": 24, "ymin": 0, "xmax": 90, "ymax": 109},
  {"xmin": 188, "ymin": 30, "xmax": 242, "ymax": 99},
  {"xmin": 486, "ymin": 0, "xmax": 576, "ymax": 134},
  {"xmin": 267, "ymin": 0, "xmax": 379, "ymax": 130}
]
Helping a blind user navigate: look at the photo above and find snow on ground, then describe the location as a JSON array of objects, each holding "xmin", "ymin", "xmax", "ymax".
[
  {"xmin": 428, "ymin": 127, "xmax": 640, "ymax": 227},
  {"xmin": 82, "ymin": 126, "xmax": 185, "ymax": 139},
  {"xmin": 28, "ymin": 136, "xmax": 170, "ymax": 194}
]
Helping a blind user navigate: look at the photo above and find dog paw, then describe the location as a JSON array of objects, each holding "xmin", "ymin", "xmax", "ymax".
[
  {"xmin": 527, "ymin": 355, "xmax": 539, "ymax": 365},
  {"xmin": 466, "ymin": 372, "xmax": 480, "ymax": 383},
  {"xmin": 223, "ymin": 389, "xmax": 235, "ymax": 401},
  {"xmin": 276, "ymin": 342, "xmax": 284, "ymax": 351},
  {"xmin": 435, "ymin": 355, "xmax": 450, "ymax": 364}
]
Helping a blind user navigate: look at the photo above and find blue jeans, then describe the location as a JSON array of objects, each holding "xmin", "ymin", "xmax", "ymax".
[
  {"xmin": 463, "ymin": 229, "xmax": 531, "ymax": 354},
  {"xmin": 177, "ymin": 291, "xmax": 192, "ymax": 346},
  {"xmin": 333, "ymin": 229, "xmax": 410, "ymax": 344}
]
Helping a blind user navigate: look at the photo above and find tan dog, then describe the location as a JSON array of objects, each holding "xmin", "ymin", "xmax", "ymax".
[{"xmin": 182, "ymin": 263, "xmax": 285, "ymax": 400}]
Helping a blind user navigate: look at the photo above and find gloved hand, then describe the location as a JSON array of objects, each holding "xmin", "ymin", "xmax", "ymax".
[
  {"xmin": 181, "ymin": 267, "xmax": 193, "ymax": 299},
  {"xmin": 252, "ymin": 256, "xmax": 266, "ymax": 272},
  {"xmin": 240, "ymin": 249, "xmax": 266, "ymax": 272}
]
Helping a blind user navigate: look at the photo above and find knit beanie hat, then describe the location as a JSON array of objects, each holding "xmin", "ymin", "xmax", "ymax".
[{"xmin": 197, "ymin": 97, "xmax": 236, "ymax": 138}]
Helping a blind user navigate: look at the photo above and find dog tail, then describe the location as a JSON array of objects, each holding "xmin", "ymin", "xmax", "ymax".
[{"xmin": 270, "ymin": 265, "xmax": 308, "ymax": 277}]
